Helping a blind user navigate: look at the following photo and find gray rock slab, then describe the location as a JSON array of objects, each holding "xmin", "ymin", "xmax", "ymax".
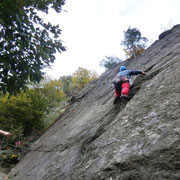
[{"xmin": 9, "ymin": 25, "xmax": 180, "ymax": 180}]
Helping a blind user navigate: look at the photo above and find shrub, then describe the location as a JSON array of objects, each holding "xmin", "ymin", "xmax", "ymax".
[{"xmin": 0, "ymin": 91, "xmax": 46, "ymax": 138}]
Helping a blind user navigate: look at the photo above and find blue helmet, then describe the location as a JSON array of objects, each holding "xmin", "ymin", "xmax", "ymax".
[{"xmin": 120, "ymin": 66, "xmax": 127, "ymax": 72}]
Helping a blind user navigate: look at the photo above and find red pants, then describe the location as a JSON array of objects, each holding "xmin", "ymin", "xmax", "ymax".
[{"xmin": 115, "ymin": 82, "xmax": 130, "ymax": 96}]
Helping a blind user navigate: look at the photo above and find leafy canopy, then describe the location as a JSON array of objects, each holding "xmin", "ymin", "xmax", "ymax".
[
  {"xmin": 59, "ymin": 75, "xmax": 73, "ymax": 96},
  {"xmin": 72, "ymin": 67, "xmax": 98, "ymax": 93},
  {"xmin": 121, "ymin": 27, "xmax": 148, "ymax": 58},
  {"xmin": 0, "ymin": 91, "xmax": 46, "ymax": 137},
  {"xmin": 0, "ymin": 0, "xmax": 66, "ymax": 94},
  {"xmin": 99, "ymin": 56, "xmax": 123, "ymax": 70},
  {"xmin": 40, "ymin": 78, "xmax": 66, "ymax": 106}
]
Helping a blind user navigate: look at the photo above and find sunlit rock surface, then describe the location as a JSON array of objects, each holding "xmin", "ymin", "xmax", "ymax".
[{"xmin": 9, "ymin": 25, "xmax": 180, "ymax": 180}]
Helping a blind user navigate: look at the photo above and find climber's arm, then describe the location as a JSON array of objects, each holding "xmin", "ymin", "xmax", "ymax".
[
  {"xmin": 0, "ymin": 130, "xmax": 11, "ymax": 136},
  {"xmin": 129, "ymin": 70, "xmax": 146, "ymax": 76}
]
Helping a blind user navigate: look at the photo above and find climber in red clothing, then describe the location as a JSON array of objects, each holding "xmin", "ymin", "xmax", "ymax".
[{"xmin": 113, "ymin": 66, "xmax": 146, "ymax": 104}]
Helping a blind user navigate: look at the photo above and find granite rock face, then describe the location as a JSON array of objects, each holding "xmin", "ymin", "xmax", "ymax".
[{"xmin": 9, "ymin": 25, "xmax": 180, "ymax": 180}]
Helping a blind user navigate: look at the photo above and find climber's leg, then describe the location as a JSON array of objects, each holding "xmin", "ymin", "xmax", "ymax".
[
  {"xmin": 113, "ymin": 89, "xmax": 121, "ymax": 105},
  {"xmin": 121, "ymin": 82, "xmax": 130, "ymax": 96},
  {"xmin": 115, "ymin": 89, "xmax": 121, "ymax": 97}
]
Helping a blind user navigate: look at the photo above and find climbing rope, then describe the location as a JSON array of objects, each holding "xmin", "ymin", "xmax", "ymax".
[
  {"xmin": 6, "ymin": 142, "xmax": 52, "ymax": 153},
  {"xmin": 1, "ymin": 136, "xmax": 53, "ymax": 153},
  {"xmin": 0, "ymin": 138, "xmax": 53, "ymax": 166},
  {"xmin": 0, "ymin": 136, "xmax": 6, "ymax": 150}
]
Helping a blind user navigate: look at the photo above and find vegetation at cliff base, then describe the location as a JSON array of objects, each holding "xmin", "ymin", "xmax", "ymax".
[{"xmin": 0, "ymin": 67, "xmax": 98, "ymax": 168}]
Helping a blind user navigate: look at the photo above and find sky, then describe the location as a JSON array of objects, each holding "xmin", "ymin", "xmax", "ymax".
[{"xmin": 43, "ymin": 0, "xmax": 180, "ymax": 79}]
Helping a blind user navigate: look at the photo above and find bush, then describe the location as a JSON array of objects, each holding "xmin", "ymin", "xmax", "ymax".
[{"xmin": 0, "ymin": 91, "xmax": 46, "ymax": 138}]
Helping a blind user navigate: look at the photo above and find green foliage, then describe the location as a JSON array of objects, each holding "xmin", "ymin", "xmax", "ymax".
[
  {"xmin": 99, "ymin": 56, "xmax": 123, "ymax": 70},
  {"xmin": 0, "ymin": 91, "xmax": 46, "ymax": 138},
  {"xmin": 0, "ymin": 0, "xmax": 66, "ymax": 94},
  {"xmin": 0, "ymin": 66, "xmax": 99, "ymax": 168},
  {"xmin": 0, "ymin": 66, "xmax": 97, "ymax": 141},
  {"xmin": 27, "ymin": 89, "xmax": 47, "ymax": 113},
  {"xmin": 0, "ymin": 151, "xmax": 19, "ymax": 165},
  {"xmin": 123, "ymin": 46, "xmax": 145, "ymax": 60},
  {"xmin": 27, "ymin": 77, "xmax": 67, "ymax": 127},
  {"xmin": 59, "ymin": 75, "xmax": 73, "ymax": 96},
  {"xmin": 72, "ymin": 67, "xmax": 98, "ymax": 93},
  {"xmin": 40, "ymin": 79, "xmax": 66, "ymax": 106},
  {"xmin": 121, "ymin": 27, "xmax": 148, "ymax": 59}
]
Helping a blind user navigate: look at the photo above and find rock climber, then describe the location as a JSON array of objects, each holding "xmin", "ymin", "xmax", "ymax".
[{"xmin": 113, "ymin": 65, "xmax": 146, "ymax": 104}]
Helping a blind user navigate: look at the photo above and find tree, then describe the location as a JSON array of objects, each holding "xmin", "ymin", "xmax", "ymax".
[
  {"xmin": 0, "ymin": 0, "xmax": 66, "ymax": 94},
  {"xmin": 59, "ymin": 75, "xmax": 73, "ymax": 96},
  {"xmin": 29, "ymin": 75, "xmax": 66, "ymax": 107},
  {"xmin": 72, "ymin": 67, "xmax": 98, "ymax": 93},
  {"xmin": 41, "ymin": 79, "xmax": 66, "ymax": 106},
  {"xmin": 0, "ymin": 91, "xmax": 46, "ymax": 137},
  {"xmin": 121, "ymin": 27, "xmax": 148, "ymax": 59},
  {"xmin": 99, "ymin": 56, "xmax": 123, "ymax": 70}
]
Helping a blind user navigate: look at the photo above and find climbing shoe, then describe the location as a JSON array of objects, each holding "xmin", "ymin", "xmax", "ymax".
[
  {"xmin": 120, "ymin": 95, "xmax": 131, "ymax": 100},
  {"xmin": 113, "ymin": 96, "xmax": 120, "ymax": 105}
]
